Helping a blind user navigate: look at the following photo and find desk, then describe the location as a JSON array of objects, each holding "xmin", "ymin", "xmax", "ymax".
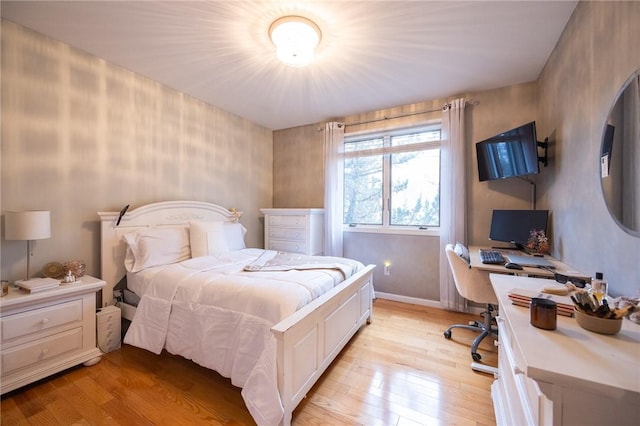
[
  {"xmin": 490, "ymin": 274, "xmax": 640, "ymax": 426},
  {"xmin": 469, "ymin": 246, "xmax": 589, "ymax": 280}
]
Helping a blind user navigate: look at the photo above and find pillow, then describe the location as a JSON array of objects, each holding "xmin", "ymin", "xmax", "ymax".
[
  {"xmin": 190, "ymin": 221, "xmax": 229, "ymax": 257},
  {"xmin": 454, "ymin": 242, "xmax": 470, "ymax": 265},
  {"xmin": 123, "ymin": 226, "xmax": 191, "ymax": 273},
  {"xmin": 223, "ymin": 222, "xmax": 247, "ymax": 250}
]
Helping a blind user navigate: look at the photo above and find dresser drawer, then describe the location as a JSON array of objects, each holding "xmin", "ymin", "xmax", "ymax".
[
  {"xmin": 268, "ymin": 215, "xmax": 306, "ymax": 228},
  {"xmin": 1, "ymin": 327, "xmax": 83, "ymax": 375},
  {"xmin": 1, "ymin": 300, "xmax": 83, "ymax": 342},
  {"xmin": 269, "ymin": 227, "xmax": 306, "ymax": 241},
  {"xmin": 268, "ymin": 239, "xmax": 308, "ymax": 253}
]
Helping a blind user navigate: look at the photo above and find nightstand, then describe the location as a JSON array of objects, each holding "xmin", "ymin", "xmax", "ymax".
[{"xmin": 0, "ymin": 275, "xmax": 105, "ymax": 395}]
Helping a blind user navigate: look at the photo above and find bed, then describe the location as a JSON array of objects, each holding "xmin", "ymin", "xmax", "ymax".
[{"xmin": 98, "ymin": 201, "xmax": 375, "ymax": 426}]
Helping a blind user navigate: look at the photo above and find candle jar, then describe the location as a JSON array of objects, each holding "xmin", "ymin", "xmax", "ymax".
[{"xmin": 530, "ymin": 297, "xmax": 557, "ymax": 330}]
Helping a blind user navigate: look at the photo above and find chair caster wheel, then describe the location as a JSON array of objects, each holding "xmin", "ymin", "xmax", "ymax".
[
  {"xmin": 472, "ymin": 352, "xmax": 482, "ymax": 362},
  {"xmin": 444, "ymin": 330, "xmax": 452, "ymax": 339}
]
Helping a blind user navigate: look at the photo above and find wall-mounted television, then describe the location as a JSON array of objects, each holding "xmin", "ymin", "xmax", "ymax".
[
  {"xmin": 489, "ymin": 209, "xmax": 549, "ymax": 249},
  {"xmin": 476, "ymin": 121, "xmax": 542, "ymax": 182}
]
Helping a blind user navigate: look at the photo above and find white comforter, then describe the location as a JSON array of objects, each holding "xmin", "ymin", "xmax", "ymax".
[{"xmin": 123, "ymin": 249, "xmax": 363, "ymax": 426}]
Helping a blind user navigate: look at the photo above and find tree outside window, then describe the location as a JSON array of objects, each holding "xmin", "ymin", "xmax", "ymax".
[{"xmin": 344, "ymin": 126, "xmax": 441, "ymax": 230}]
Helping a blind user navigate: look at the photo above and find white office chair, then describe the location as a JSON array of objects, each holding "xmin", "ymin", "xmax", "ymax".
[{"xmin": 443, "ymin": 243, "xmax": 499, "ymax": 368}]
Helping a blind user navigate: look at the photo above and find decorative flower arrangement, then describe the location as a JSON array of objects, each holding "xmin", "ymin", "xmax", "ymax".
[{"xmin": 526, "ymin": 229, "xmax": 549, "ymax": 255}]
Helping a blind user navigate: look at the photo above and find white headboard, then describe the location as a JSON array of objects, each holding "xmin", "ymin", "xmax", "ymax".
[{"xmin": 98, "ymin": 200, "xmax": 240, "ymax": 306}]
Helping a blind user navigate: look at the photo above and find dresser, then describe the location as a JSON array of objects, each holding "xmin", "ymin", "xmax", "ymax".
[
  {"xmin": 260, "ymin": 208, "xmax": 324, "ymax": 255},
  {"xmin": 490, "ymin": 273, "xmax": 640, "ymax": 426},
  {"xmin": 0, "ymin": 276, "xmax": 105, "ymax": 394}
]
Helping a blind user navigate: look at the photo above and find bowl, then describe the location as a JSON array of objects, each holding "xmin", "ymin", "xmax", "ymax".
[
  {"xmin": 63, "ymin": 260, "xmax": 86, "ymax": 278},
  {"xmin": 574, "ymin": 310, "xmax": 623, "ymax": 335}
]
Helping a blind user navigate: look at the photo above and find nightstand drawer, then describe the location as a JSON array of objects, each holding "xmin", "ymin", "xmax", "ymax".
[
  {"xmin": 1, "ymin": 300, "xmax": 83, "ymax": 342},
  {"xmin": 268, "ymin": 215, "xmax": 306, "ymax": 228},
  {"xmin": 1, "ymin": 327, "xmax": 83, "ymax": 375}
]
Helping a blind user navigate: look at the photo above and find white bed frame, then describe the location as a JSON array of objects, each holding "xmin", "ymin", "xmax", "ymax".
[{"xmin": 98, "ymin": 201, "xmax": 375, "ymax": 425}]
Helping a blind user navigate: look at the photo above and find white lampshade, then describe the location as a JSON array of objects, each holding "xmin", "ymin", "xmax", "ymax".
[
  {"xmin": 269, "ymin": 16, "xmax": 321, "ymax": 67},
  {"xmin": 5, "ymin": 211, "xmax": 51, "ymax": 241}
]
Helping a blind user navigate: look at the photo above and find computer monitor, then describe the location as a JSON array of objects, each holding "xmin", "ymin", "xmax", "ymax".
[{"xmin": 489, "ymin": 209, "xmax": 549, "ymax": 249}]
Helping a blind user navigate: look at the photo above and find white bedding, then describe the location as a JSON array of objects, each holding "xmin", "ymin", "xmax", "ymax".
[{"xmin": 123, "ymin": 248, "xmax": 364, "ymax": 426}]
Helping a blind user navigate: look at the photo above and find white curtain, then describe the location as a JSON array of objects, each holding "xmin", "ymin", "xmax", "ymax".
[
  {"xmin": 439, "ymin": 98, "xmax": 467, "ymax": 311},
  {"xmin": 323, "ymin": 122, "xmax": 345, "ymax": 257}
]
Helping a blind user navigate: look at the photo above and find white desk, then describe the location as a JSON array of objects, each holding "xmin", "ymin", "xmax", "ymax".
[
  {"xmin": 470, "ymin": 246, "xmax": 590, "ymax": 280},
  {"xmin": 490, "ymin": 273, "xmax": 640, "ymax": 426}
]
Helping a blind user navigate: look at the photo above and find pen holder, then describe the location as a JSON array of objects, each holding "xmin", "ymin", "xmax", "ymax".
[{"xmin": 530, "ymin": 298, "xmax": 557, "ymax": 330}]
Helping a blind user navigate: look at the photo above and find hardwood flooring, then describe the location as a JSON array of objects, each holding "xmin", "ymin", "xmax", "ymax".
[{"xmin": 1, "ymin": 299, "xmax": 498, "ymax": 425}]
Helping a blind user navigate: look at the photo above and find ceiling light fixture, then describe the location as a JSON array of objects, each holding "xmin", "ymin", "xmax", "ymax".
[{"xmin": 269, "ymin": 16, "xmax": 321, "ymax": 67}]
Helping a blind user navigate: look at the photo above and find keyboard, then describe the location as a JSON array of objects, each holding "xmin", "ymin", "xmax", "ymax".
[{"xmin": 479, "ymin": 249, "xmax": 505, "ymax": 264}]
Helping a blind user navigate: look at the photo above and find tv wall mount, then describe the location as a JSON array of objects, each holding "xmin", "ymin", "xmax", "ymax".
[{"xmin": 537, "ymin": 137, "xmax": 548, "ymax": 167}]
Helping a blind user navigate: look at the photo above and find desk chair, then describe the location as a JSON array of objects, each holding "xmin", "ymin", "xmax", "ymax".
[{"xmin": 443, "ymin": 244, "xmax": 499, "ymax": 371}]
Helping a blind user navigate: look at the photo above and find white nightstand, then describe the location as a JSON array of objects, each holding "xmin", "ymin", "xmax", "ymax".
[{"xmin": 0, "ymin": 275, "xmax": 105, "ymax": 395}]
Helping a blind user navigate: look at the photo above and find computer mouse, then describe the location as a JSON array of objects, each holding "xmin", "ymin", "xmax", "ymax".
[{"xmin": 505, "ymin": 262, "xmax": 523, "ymax": 270}]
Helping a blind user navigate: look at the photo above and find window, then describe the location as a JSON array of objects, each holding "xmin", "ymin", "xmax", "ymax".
[{"xmin": 343, "ymin": 124, "xmax": 441, "ymax": 232}]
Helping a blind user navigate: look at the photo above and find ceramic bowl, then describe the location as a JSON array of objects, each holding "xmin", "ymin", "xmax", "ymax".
[{"xmin": 574, "ymin": 310, "xmax": 622, "ymax": 335}]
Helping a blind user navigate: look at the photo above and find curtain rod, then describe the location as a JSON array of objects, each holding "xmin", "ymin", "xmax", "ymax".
[{"xmin": 343, "ymin": 100, "xmax": 478, "ymax": 128}]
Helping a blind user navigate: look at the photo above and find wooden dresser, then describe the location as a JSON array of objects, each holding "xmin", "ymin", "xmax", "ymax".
[
  {"xmin": 0, "ymin": 276, "xmax": 105, "ymax": 394},
  {"xmin": 489, "ymin": 273, "xmax": 640, "ymax": 426},
  {"xmin": 260, "ymin": 208, "xmax": 324, "ymax": 255}
]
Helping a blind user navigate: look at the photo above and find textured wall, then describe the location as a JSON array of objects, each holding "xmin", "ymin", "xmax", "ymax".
[
  {"xmin": 536, "ymin": 1, "xmax": 640, "ymax": 297},
  {"xmin": 1, "ymin": 21, "xmax": 273, "ymax": 290},
  {"xmin": 272, "ymin": 124, "xmax": 324, "ymax": 208}
]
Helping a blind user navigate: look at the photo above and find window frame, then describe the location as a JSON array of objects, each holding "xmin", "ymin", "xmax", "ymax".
[{"xmin": 342, "ymin": 122, "xmax": 442, "ymax": 237}]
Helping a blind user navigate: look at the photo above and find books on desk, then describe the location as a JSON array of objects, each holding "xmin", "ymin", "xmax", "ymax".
[
  {"xmin": 15, "ymin": 277, "xmax": 60, "ymax": 293},
  {"xmin": 508, "ymin": 288, "xmax": 575, "ymax": 317}
]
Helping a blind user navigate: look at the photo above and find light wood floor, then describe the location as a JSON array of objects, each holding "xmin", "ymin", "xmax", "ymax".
[{"xmin": 1, "ymin": 299, "xmax": 498, "ymax": 425}]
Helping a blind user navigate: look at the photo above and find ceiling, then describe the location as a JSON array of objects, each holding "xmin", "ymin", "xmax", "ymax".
[{"xmin": 1, "ymin": 1, "xmax": 577, "ymax": 130}]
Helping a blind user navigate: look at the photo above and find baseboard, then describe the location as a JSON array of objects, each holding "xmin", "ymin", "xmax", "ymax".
[
  {"xmin": 374, "ymin": 292, "xmax": 485, "ymax": 315},
  {"xmin": 374, "ymin": 292, "xmax": 441, "ymax": 308}
]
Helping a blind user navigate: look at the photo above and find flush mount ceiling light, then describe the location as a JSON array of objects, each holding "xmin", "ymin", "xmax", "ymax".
[{"xmin": 269, "ymin": 16, "xmax": 321, "ymax": 67}]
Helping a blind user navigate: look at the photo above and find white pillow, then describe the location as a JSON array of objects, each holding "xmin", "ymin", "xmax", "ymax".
[
  {"xmin": 224, "ymin": 222, "xmax": 247, "ymax": 250},
  {"xmin": 122, "ymin": 226, "xmax": 191, "ymax": 273},
  {"xmin": 190, "ymin": 221, "xmax": 229, "ymax": 257}
]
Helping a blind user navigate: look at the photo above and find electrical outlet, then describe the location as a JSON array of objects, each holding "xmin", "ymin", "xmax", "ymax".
[{"xmin": 384, "ymin": 265, "xmax": 390, "ymax": 276}]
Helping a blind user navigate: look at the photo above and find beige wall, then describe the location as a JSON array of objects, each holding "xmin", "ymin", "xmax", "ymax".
[
  {"xmin": 273, "ymin": 2, "xmax": 640, "ymax": 301},
  {"xmin": 536, "ymin": 1, "xmax": 640, "ymax": 296},
  {"xmin": 273, "ymin": 124, "xmax": 324, "ymax": 208},
  {"xmin": 1, "ymin": 21, "xmax": 273, "ymax": 290}
]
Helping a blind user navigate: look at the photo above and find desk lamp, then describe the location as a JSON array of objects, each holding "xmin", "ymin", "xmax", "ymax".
[{"xmin": 5, "ymin": 210, "xmax": 51, "ymax": 281}]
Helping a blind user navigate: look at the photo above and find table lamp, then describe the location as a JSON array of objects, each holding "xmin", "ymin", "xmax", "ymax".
[{"xmin": 5, "ymin": 210, "xmax": 51, "ymax": 281}]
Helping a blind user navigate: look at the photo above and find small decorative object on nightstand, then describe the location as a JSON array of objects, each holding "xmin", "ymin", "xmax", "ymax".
[{"xmin": 0, "ymin": 275, "xmax": 105, "ymax": 395}]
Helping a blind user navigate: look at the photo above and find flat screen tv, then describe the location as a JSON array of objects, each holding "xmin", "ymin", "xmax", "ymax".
[
  {"xmin": 476, "ymin": 121, "xmax": 540, "ymax": 181},
  {"xmin": 489, "ymin": 209, "xmax": 549, "ymax": 249}
]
